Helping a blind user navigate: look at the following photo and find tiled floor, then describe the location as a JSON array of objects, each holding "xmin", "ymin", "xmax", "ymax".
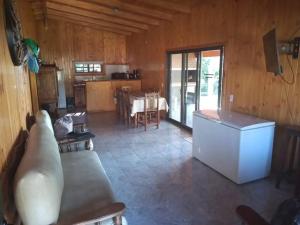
[{"xmin": 88, "ymin": 112, "xmax": 292, "ymax": 225}]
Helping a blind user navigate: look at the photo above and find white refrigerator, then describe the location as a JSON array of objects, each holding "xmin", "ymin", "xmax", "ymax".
[{"xmin": 192, "ymin": 110, "xmax": 275, "ymax": 184}]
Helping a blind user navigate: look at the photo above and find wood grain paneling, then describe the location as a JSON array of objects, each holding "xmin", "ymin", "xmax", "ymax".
[
  {"xmin": 37, "ymin": 19, "xmax": 127, "ymax": 97},
  {"xmin": 29, "ymin": 72, "xmax": 39, "ymax": 115},
  {"xmin": 86, "ymin": 81, "xmax": 115, "ymax": 112},
  {"xmin": 86, "ymin": 80, "xmax": 141, "ymax": 112},
  {"xmin": 36, "ymin": 66, "xmax": 58, "ymax": 105},
  {"xmin": 128, "ymin": 0, "xmax": 300, "ymax": 123},
  {"xmin": 0, "ymin": 0, "xmax": 37, "ymax": 171},
  {"xmin": 127, "ymin": 0, "xmax": 300, "ymax": 169},
  {"xmin": 110, "ymin": 80, "xmax": 142, "ymax": 91}
]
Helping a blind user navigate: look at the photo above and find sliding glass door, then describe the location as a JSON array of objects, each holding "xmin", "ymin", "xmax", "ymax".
[
  {"xmin": 199, "ymin": 49, "xmax": 222, "ymax": 110},
  {"xmin": 183, "ymin": 53, "xmax": 198, "ymax": 127},
  {"xmin": 168, "ymin": 47, "xmax": 224, "ymax": 128},
  {"xmin": 169, "ymin": 54, "xmax": 182, "ymax": 122}
]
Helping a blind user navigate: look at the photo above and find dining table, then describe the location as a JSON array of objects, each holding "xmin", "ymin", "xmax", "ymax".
[{"xmin": 129, "ymin": 92, "xmax": 169, "ymax": 116}]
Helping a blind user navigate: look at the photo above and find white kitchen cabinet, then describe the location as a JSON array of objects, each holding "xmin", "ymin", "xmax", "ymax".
[{"xmin": 192, "ymin": 110, "xmax": 275, "ymax": 184}]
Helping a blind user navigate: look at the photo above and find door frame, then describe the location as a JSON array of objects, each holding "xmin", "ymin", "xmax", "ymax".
[{"xmin": 166, "ymin": 46, "xmax": 224, "ymax": 129}]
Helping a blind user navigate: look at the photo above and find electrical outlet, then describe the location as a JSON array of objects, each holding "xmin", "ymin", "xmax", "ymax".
[{"xmin": 229, "ymin": 94, "xmax": 234, "ymax": 103}]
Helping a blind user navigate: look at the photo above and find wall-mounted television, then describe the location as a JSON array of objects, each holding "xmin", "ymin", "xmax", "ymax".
[{"xmin": 263, "ymin": 29, "xmax": 283, "ymax": 75}]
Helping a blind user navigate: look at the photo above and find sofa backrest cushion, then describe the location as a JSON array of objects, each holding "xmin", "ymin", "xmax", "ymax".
[
  {"xmin": 14, "ymin": 123, "xmax": 64, "ymax": 225},
  {"xmin": 35, "ymin": 110, "xmax": 54, "ymax": 134}
]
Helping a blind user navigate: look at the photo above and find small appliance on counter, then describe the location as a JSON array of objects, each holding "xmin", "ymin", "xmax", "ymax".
[
  {"xmin": 111, "ymin": 72, "xmax": 127, "ymax": 80},
  {"xmin": 111, "ymin": 70, "xmax": 140, "ymax": 80}
]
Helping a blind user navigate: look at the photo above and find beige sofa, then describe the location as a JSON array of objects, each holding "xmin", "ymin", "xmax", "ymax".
[{"xmin": 13, "ymin": 110, "xmax": 126, "ymax": 225}]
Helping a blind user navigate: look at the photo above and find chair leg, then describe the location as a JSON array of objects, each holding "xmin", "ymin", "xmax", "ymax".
[
  {"xmin": 113, "ymin": 215, "xmax": 122, "ymax": 225},
  {"xmin": 127, "ymin": 116, "xmax": 130, "ymax": 128},
  {"xmin": 144, "ymin": 112, "xmax": 147, "ymax": 131},
  {"xmin": 276, "ymin": 172, "xmax": 284, "ymax": 189},
  {"xmin": 134, "ymin": 114, "xmax": 137, "ymax": 128},
  {"xmin": 157, "ymin": 111, "xmax": 160, "ymax": 129}
]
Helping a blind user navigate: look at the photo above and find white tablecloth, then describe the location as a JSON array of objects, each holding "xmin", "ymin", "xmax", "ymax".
[{"xmin": 129, "ymin": 96, "xmax": 169, "ymax": 116}]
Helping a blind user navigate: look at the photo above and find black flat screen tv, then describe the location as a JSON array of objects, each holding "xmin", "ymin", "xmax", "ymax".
[{"xmin": 263, "ymin": 29, "xmax": 283, "ymax": 75}]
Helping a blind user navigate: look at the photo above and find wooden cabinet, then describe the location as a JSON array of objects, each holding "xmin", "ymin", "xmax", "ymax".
[
  {"xmin": 86, "ymin": 81, "xmax": 115, "ymax": 112},
  {"xmin": 86, "ymin": 80, "xmax": 141, "ymax": 112},
  {"xmin": 74, "ymin": 83, "xmax": 86, "ymax": 108},
  {"xmin": 104, "ymin": 33, "xmax": 126, "ymax": 64},
  {"xmin": 36, "ymin": 65, "xmax": 58, "ymax": 106}
]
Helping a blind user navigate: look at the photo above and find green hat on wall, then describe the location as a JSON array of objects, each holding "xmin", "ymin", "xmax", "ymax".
[{"xmin": 23, "ymin": 38, "xmax": 40, "ymax": 58}]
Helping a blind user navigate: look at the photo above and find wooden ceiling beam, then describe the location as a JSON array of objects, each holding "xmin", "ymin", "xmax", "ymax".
[
  {"xmin": 49, "ymin": 0, "xmax": 160, "ymax": 26},
  {"xmin": 46, "ymin": 1, "xmax": 149, "ymax": 30},
  {"xmin": 37, "ymin": 16, "xmax": 131, "ymax": 36},
  {"xmin": 42, "ymin": 0, "xmax": 48, "ymax": 29},
  {"xmin": 46, "ymin": 9, "xmax": 141, "ymax": 33},
  {"xmin": 137, "ymin": 0, "xmax": 191, "ymax": 13},
  {"xmin": 87, "ymin": 0, "xmax": 172, "ymax": 21}
]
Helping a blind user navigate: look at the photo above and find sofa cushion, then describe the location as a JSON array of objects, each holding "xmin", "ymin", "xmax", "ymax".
[
  {"xmin": 35, "ymin": 110, "xmax": 54, "ymax": 134},
  {"xmin": 57, "ymin": 151, "xmax": 115, "ymax": 225},
  {"xmin": 14, "ymin": 123, "xmax": 64, "ymax": 225}
]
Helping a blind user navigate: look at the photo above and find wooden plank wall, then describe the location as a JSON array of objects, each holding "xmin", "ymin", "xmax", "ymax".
[
  {"xmin": 0, "ymin": 0, "xmax": 37, "ymax": 170},
  {"xmin": 127, "ymin": 0, "xmax": 300, "ymax": 169},
  {"xmin": 127, "ymin": 0, "xmax": 300, "ymax": 123},
  {"xmin": 37, "ymin": 20, "xmax": 127, "ymax": 97}
]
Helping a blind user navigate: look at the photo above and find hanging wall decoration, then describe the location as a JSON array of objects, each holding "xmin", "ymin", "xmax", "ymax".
[
  {"xmin": 3, "ymin": 0, "xmax": 27, "ymax": 66},
  {"xmin": 3, "ymin": 0, "xmax": 41, "ymax": 73}
]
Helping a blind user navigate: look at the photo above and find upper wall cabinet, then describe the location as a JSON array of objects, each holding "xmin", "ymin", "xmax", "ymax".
[{"xmin": 104, "ymin": 33, "xmax": 126, "ymax": 64}]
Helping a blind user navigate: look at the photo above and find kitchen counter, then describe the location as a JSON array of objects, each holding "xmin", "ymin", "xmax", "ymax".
[
  {"xmin": 84, "ymin": 79, "xmax": 141, "ymax": 82},
  {"xmin": 85, "ymin": 79, "xmax": 141, "ymax": 112}
]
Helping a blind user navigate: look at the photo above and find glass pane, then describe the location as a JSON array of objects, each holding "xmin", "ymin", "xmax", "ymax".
[
  {"xmin": 199, "ymin": 50, "xmax": 221, "ymax": 110},
  {"xmin": 88, "ymin": 64, "xmax": 93, "ymax": 72},
  {"xmin": 75, "ymin": 62, "xmax": 103, "ymax": 73},
  {"xmin": 169, "ymin": 54, "xmax": 182, "ymax": 122},
  {"xmin": 184, "ymin": 53, "xmax": 197, "ymax": 128}
]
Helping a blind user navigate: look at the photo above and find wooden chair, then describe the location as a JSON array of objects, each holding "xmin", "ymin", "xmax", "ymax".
[
  {"xmin": 137, "ymin": 92, "xmax": 160, "ymax": 131},
  {"xmin": 1, "ymin": 130, "xmax": 28, "ymax": 224},
  {"xmin": 115, "ymin": 88, "xmax": 123, "ymax": 117},
  {"xmin": 236, "ymin": 126, "xmax": 300, "ymax": 225},
  {"xmin": 121, "ymin": 90, "xmax": 129, "ymax": 124},
  {"xmin": 119, "ymin": 86, "xmax": 132, "ymax": 123},
  {"xmin": 236, "ymin": 205, "xmax": 271, "ymax": 225},
  {"xmin": 120, "ymin": 89, "xmax": 136, "ymax": 127},
  {"xmin": 276, "ymin": 125, "xmax": 300, "ymax": 194}
]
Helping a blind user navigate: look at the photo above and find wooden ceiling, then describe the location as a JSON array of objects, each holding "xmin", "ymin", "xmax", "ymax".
[{"xmin": 29, "ymin": 0, "xmax": 192, "ymax": 36}]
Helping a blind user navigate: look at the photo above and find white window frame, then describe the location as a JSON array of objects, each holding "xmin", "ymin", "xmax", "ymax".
[{"xmin": 74, "ymin": 61, "xmax": 104, "ymax": 75}]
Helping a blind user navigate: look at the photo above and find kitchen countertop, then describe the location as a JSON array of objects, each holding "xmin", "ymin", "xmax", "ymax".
[
  {"xmin": 83, "ymin": 79, "xmax": 141, "ymax": 83},
  {"xmin": 74, "ymin": 79, "xmax": 142, "ymax": 87}
]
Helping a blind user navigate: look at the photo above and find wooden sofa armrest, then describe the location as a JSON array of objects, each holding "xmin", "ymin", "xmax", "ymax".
[
  {"xmin": 236, "ymin": 205, "xmax": 270, "ymax": 225},
  {"xmin": 75, "ymin": 202, "xmax": 126, "ymax": 225}
]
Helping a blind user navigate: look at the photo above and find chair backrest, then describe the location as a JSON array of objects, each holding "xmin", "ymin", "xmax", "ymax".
[
  {"xmin": 281, "ymin": 126, "xmax": 300, "ymax": 172},
  {"xmin": 144, "ymin": 92, "xmax": 159, "ymax": 112},
  {"xmin": 1, "ymin": 130, "xmax": 28, "ymax": 224},
  {"xmin": 121, "ymin": 86, "xmax": 132, "ymax": 92},
  {"xmin": 122, "ymin": 89, "xmax": 131, "ymax": 109}
]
